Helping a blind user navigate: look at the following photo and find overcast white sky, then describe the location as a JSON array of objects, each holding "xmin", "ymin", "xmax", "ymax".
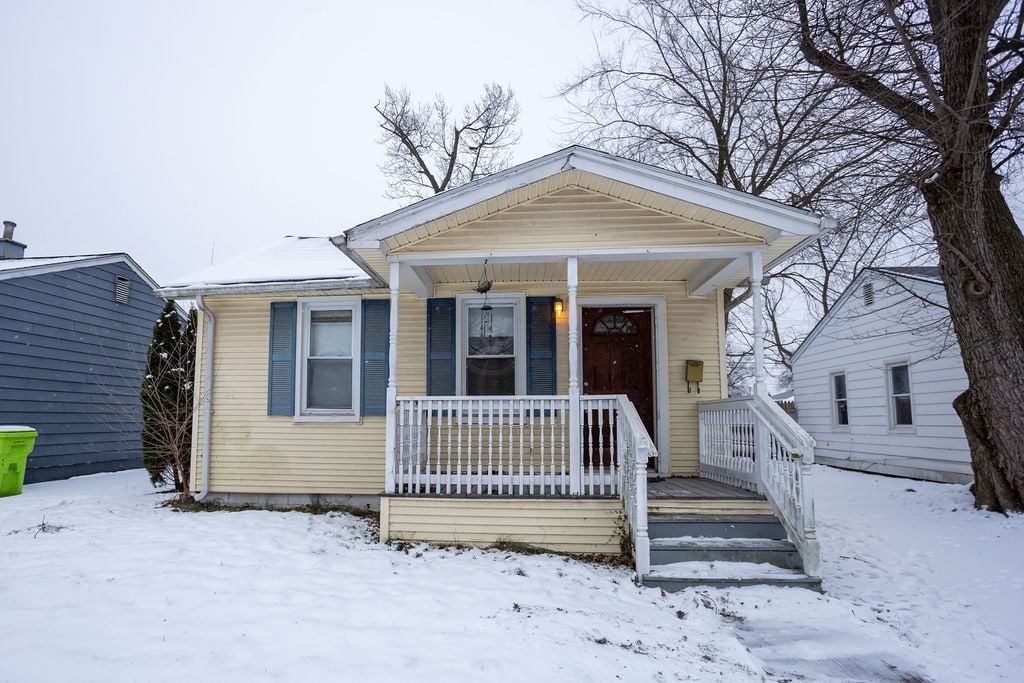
[{"xmin": 0, "ymin": 1, "xmax": 599, "ymax": 283}]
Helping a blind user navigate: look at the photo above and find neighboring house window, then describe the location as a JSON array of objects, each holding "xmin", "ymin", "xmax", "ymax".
[
  {"xmin": 298, "ymin": 298, "xmax": 361, "ymax": 418},
  {"xmin": 459, "ymin": 294, "xmax": 525, "ymax": 396},
  {"xmin": 831, "ymin": 372, "xmax": 849, "ymax": 426},
  {"xmin": 887, "ymin": 362, "xmax": 913, "ymax": 426}
]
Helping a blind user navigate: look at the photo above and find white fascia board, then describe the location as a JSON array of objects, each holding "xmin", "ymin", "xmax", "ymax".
[
  {"xmin": 154, "ymin": 277, "xmax": 379, "ymax": 299},
  {"xmin": 567, "ymin": 152, "xmax": 825, "ymax": 236},
  {"xmin": 390, "ymin": 244, "xmax": 762, "ymax": 267},
  {"xmin": 0, "ymin": 253, "xmax": 164, "ymax": 293},
  {"xmin": 342, "ymin": 151, "xmax": 573, "ymax": 246},
  {"xmin": 339, "ymin": 146, "xmax": 829, "ymax": 247}
]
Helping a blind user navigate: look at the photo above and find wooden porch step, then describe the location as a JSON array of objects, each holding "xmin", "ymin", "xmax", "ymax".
[
  {"xmin": 649, "ymin": 537, "xmax": 804, "ymax": 569},
  {"xmin": 643, "ymin": 571, "xmax": 823, "ymax": 592},
  {"xmin": 647, "ymin": 514, "xmax": 786, "ymax": 540}
]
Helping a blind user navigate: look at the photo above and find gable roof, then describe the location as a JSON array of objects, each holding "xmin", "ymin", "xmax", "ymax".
[
  {"xmin": 789, "ymin": 265, "xmax": 944, "ymax": 364},
  {"xmin": 871, "ymin": 266, "xmax": 941, "ymax": 283},
  {"xmin": 339, "ymin": 146, "xmax": 834, "ymax": 248},
  {"xmin": 0, "ymin": 253, "xmax": 163, "ymax": 292},
  {"xmin": 157, "ymin": 236, "xmax": 378, "ymax": 297}
]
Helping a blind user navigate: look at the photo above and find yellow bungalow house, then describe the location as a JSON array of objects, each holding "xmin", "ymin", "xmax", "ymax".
[{"xmin": 158, "ymin": 147, "xmax": 831, "ymax": 589}]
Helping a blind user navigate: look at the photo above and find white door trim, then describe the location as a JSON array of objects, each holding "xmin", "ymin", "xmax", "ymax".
[{"xmin": 577, "ymin": 296, "xmax": 671, "ymax": 475}]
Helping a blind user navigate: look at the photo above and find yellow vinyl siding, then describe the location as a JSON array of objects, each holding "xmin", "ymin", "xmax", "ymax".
[
  {"xmin": 390, "ymin": 186, "xmax": 762, "ymax": 254},
  {"xmin": 381, "ymin": 497, "xmax": 622, "ymax": 554},
  {"xmin": 383, "ymin": 171, "xmax": 776, "ymax": 251},
  {"xmin": 191, "ymin": 276, "xmax": 722, "ymax": 493},
  {"xmin": 434, "ymin": 281, "xmax": 724, "ymax": 475},
  {"xmin": 192, "ymin": 292, "xmax": 419, "ymax": 495}
]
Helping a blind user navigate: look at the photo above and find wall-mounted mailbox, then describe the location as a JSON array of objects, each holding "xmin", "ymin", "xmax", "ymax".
[{"xmin": 686, "ymin": 360, "xmax": 704, "ymax": 394}]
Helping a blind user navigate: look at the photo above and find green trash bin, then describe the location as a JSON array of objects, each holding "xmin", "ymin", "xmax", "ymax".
[{"xmin": 0, "ymin": 426, "xmax": 38, "ymax": 497}]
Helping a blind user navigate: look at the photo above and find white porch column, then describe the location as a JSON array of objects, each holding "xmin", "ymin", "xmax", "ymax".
[
  {"xmin": 567, "ymin": 256, "xmax": 582, "ymax": 495},
  {"xmin": 749, "ymin": 250, "xmax": 767, "ymax": 397},
  {"xmin": 383, "ymin": 261, "xmax": 401, "ymax": 493}
]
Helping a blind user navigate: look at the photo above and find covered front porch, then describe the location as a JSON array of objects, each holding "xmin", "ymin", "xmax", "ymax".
[
  {"xmin": 340, "ymin": 147, "xmax": 827, "ymax": 581},
  {"xmin": 374, "ymin": 248, "xmax": 819, "ymax": 579}
]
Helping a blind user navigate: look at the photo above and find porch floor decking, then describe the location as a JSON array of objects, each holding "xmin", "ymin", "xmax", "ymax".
[{"xmin": 647, "ymin": 477, "xmax": 764, "ymax": 500}]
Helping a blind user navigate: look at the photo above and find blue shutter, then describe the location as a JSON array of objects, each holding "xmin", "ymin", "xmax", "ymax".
[
  {"xmin": 361, "ymin": 299, "xmax": 390, "ymax": 416},
  {"xmin": 267, "ymin": 302, "xmax": 297, "ymax": 416},
  {"xmin": 426, "ymin": 298, "xmax": 456, "ymax": 395},
  {"xmin": 526, "ymin": 297, "xmax": 556, "ymax": 395}
]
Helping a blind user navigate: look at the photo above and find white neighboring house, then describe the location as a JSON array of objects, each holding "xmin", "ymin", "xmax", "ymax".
[{"xmin": 790, "ymin": 267, "xmax": 971, "ymax": 484}]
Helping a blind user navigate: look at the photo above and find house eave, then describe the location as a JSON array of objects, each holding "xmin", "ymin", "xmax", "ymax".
[
  {"xmin": 338, "ymin": 146, "xmax": 832, "ymax": 249},
  {"xmin": 154, "ymin": 277, "xmax": 380, "ymax": 299}
]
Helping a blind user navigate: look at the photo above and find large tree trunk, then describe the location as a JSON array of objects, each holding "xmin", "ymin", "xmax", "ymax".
[{"xmin": 922, "ymin": 158, "xmax": 1024, "ymax": 512}]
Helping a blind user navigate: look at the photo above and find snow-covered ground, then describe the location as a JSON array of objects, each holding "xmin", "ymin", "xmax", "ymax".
[{"xmin": 0, "ymin": 467, "xmax": 1019, "ymax": 682}]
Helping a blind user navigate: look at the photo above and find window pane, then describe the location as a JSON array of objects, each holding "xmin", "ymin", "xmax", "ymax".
[
  {"xmin": 468, "ymin": 306, "xmax": 514, "ymax": 356},
  {"xmin": 836, "ymin": 399, "xmax": 849, "ymax": 425},
  {"xmin": 310, "ymin": 310, "xmax": 352, "ymax": 357},
  {"xmin": 307, "ymin": 358, "xmax": 353, "ymax": 409},
  {"xmin": 893, "ymin": 395, "xmax": 913, "ymax": 425},
  {"xmin": 466, "ymin": 357, "xmax": 516, "ymax": 396},
  {"xmin": 890, "ymin": 364, "xmax": 910, "ymax": 395},
  {"xmin": 833, "ymin": 374, "xmax": 847, "ymax": 400}
]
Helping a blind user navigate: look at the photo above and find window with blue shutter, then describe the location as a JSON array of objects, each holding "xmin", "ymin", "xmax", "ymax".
[
  {"xmin": 526, "ymin": 297, "xmax": 557, "ymax": 394},
  {"xmin": 427, "ymin": 298, "xmax": 456, "ymax": 395},
  {"xmin": 361, "ymin": 299, "xmax": 390, "ymax": 416},
  {"xmin": 267, "ymin": 302, "xmax": 297, "ymax": 415}
]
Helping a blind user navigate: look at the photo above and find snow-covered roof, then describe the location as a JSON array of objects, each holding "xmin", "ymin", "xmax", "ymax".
[
  {"xmin": 0, "ymin": 253, "xmax": 163, "ymax": 291},
  {"xmin": 871, "ymin": 266, "xmax": 941, "ymax": 283},
  {"xmin": 158, "ymin": 236, "xmax": 378, "ymax": 297},
  {"xmin": 0, "ymin": 254, "xmax": 113, "ymax": 273}
]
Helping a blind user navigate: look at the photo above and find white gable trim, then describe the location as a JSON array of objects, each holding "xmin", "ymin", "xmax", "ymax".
[
  {"xmin": 0, "ymin": 253, "xmax": 163, "ymax": 292},
  {"xmin": 339, "ymin": 146, "xmax": 833, "ymax": 248},
  {"xmin": 789, "ymin": 268, "xmax": 946, "ymax": 364}
]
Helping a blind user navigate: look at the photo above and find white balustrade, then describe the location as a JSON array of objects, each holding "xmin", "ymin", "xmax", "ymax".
[
  {"xmin": 392, "ymin": 396, "xmax": 572, "ymax": 496},
  {"xmin": 387, "ymin": 392, "xmax": 656, "ymax": 579},
  {"xmin": 698, "ymin": 393, "xmax": 821, "ymax": 577}
]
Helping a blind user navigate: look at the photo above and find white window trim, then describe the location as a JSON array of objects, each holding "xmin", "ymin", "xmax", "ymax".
[
  {"xmin": 294, "ymin": 296, "xmax": 362, "ymax": 422},
  {"xmin": 885, "ymin": 360, "xmax": 915, "ymax": 431},
  {"xmin": 829, "ymin": 370, "xmax": 850, "ymax": 430},
  {"xmin": 455, "ymin": 292, "xmax": 527, "ymax": 396}
]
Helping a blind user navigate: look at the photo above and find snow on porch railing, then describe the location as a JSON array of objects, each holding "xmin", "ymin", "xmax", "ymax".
[
  {"xmin": 391, "ymin": 396, "xmax": 573, "ymax": 496},
  {"xmin": 698, "ymin": 394, "xmax": 821, "ymax": 577}
]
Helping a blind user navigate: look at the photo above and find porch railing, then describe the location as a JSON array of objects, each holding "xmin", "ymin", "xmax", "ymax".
[
  {"xmin": 610, "ymin": 394, "xmax": 652, "ymax": 578},
  {"xmin": 698, "ymin": 393, "xmax": 820, "ymax": 576},
  {"xmin": 390, "ymin": 395, "xmax": 634, "ymax": 497},
  {"xmin": 386, "ymin": 393, "xmax": 654, "ymax": 577}
]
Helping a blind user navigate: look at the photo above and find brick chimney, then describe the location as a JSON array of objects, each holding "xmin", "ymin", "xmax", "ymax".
[{"xmin": 1, "ymin": 221, "xmax": 26, "ymax": 259}]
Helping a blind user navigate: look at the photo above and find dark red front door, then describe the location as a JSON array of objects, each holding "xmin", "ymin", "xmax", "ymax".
[{"xmin": 581, "ymin": 307, "xmax": 657, "ymax": 469}]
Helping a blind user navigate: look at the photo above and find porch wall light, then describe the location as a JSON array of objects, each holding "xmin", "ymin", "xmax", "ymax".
[{"xmin": 554, "ymin": 298, "xmax": 564, "ymax": 317}]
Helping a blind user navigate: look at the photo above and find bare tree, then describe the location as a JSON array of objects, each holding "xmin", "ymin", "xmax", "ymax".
[
  {"xmin": 376, "ymin": 83, "xmax": 522, "ymax": 201},
  {"xmin": 562, "ymin": 0, "xmax": 930, "ymax": 383},
  {"xmin": 766, "ymin": 0, "xmax": 1024, "ymax": 510}
]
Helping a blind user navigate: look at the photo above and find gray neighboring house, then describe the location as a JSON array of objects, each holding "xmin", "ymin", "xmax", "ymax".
[
  {"xmin": 0, "ymin": 221, "xmax": 168, "ymax": 483},
  {"xmin": 790, "ymin": 266, "xmax": 971, "ymax": 484}
]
